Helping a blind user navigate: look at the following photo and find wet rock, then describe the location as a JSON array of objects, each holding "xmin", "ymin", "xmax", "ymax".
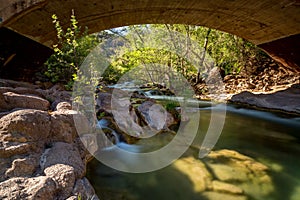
[
  {"xmin": 202, "ymin": 191, "xmax": 247, "ymax": 200},
  {"xmin": 211, "ymin": 180, "xmax": 243, "ymax": 194},
  {"xmin": 137, "ymin": 101, "xmax": 175, "ymax": 130},
  {"xmin": 204, "ymin": 149, "xmax": 274, "ymax": 199},
  {"xmin": 0, "ymin": 176, "xmax": 56, "ymax": 200},
  {"xmin": 40, "ymin": 142, "xmax": 85, "ymax": 179},
  {"xmin": 102, "ymin": 116, "xmax": 140, "ymax": 144},
  {"xmin": 173, "ymin": 157, "xmax": 212, "ymax": 192}
]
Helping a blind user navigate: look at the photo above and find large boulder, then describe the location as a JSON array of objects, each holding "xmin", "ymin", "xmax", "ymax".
[
  {"xmin": 0, "ymin": 176, "xmax": 57, "ymax": 200},
  {"xmin": 0, "ymin": 82, "xmax": 99, "ymax": 200},
  {"xmin": 204, "ymin": 149, "xmax": 274, "ymax": 199},
  {"xmin": 0, "ymin": 89, "xmax": 50, "ymax": 111},
  {"xmin": 0, "ymin": 109, "xmax": 51, "ymax": 159},
  {"xmin": 40, "ymin": 142, "xmax": 85, "ymax": 179},
  {"xmin": 137, "ymin": 101, "xmax": 175, "ymax": 130},
  {"xmin": 230, "ymin": 84, "xmax": 300, "ymax": 114},
  {"xmin": 44, "ymin": 164, "xmax": 76, "ymax": 199}
]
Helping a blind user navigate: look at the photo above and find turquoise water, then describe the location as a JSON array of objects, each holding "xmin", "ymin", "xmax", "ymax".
[{"xmin": 87, "ymin": 104, "xmax": 300, "ymax": 200}]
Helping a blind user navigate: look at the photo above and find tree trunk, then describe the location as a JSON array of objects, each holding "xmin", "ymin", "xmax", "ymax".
[{"xmin": 197, "ymin": 28, "xmax": 211, "ymax": 83}]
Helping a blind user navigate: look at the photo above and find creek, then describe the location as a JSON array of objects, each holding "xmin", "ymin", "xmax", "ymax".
[{"xmin": 87, "ymin": 93, "xmax": 300, "ymax": 200}]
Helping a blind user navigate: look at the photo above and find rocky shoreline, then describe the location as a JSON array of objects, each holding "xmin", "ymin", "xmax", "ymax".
[
  {"xmin": 230, "ymin": 84, "xmax": 300, "ymax": 116},
  {"xmin": 0, "ymin": 76, "xmax": 299, "ymax": 199},
  {"xmin": 0, "ymin": 79, "xmax": 98, "ymax": 200}
]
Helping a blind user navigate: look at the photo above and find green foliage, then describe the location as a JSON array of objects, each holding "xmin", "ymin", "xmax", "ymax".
[
  {"xmin": 102, "ymin": 24, "xmax": 267, "ymax": 85},
  {"xmin": 44, "ymin": 11, "xmax": 99, "ymax": 89},
  {"xmin": 163, "ymin": 24, "xmax": 266, "ymax": 76},
  {"xmin": 102, "ymin": 46, "xmax": 196, "ymax": 84},
  {"xmin": 163, "ymin": 100, "xmax": 179, "ymax": 112}
]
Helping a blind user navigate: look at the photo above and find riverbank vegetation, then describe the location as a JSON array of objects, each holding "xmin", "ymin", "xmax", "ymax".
[{"xmin": 43, "ymin": 14, "xmax": 299, "ymax": 94}]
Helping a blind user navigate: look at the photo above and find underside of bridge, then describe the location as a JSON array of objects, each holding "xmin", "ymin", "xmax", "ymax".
[{"xmin": 0, "ymin": 0, "xmax": 299, "ymax": 80}]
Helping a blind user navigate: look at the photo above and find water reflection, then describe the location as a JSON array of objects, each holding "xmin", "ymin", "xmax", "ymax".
[{"xmin": 87, "ymin": 104, "xmax": 300, "ymax": 200}]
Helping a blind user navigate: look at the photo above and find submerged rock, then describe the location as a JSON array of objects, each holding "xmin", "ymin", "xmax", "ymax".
[
  {"xmin": 204, "ymin": 149, "xmax": 274, "ymax": 199},
  {"xmin": 165, "ymin": 149, "xmax": 273, "ymax": 200}
]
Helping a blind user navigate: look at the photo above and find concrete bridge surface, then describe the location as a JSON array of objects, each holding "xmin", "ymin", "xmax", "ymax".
[{"xmin": 0, "ymin": 0, "xmax": 299, "ymax": 80}]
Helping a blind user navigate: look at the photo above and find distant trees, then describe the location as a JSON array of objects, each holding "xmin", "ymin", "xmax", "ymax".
[
  {"xmin": 44, "ymin": 14, "xmax": 270, "ymax": 88},
  {"xmin": 102, "ymin": 24, "xmax": 268, "ymax": 84}
]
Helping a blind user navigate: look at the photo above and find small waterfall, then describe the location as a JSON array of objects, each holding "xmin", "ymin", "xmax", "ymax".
[{"xmin": 97, "ymin": 119, "xmax": 120, "ymax": 144}]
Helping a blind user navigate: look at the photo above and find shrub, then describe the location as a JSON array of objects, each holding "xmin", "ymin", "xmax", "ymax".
[{"xmin": 44, "ymin": 11, "xmax": 99, "ymax": 90}]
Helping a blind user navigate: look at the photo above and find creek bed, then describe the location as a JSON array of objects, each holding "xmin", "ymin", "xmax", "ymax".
[{"xmin": 87, "ymin": 102, "xmax": 300, "ymax": 200}]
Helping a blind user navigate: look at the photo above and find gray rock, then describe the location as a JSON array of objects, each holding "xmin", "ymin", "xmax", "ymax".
[
  {"xmin": 138, "ymin": 101, "xmax": 175, "ymax": 130},
  {"xmin": 96, "ymin": 92, "xmax": 113, "ymax": 113}
]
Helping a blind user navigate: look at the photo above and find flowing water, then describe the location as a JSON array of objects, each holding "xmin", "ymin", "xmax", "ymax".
[{"xmin": 87, "ymin": 102, "xmax": 300, "ymax": 200}]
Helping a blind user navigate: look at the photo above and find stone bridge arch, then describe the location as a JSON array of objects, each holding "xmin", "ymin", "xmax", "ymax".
[{"xmin": 1, "ymin": 0, "xmax": 299, "ymax": 77}]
